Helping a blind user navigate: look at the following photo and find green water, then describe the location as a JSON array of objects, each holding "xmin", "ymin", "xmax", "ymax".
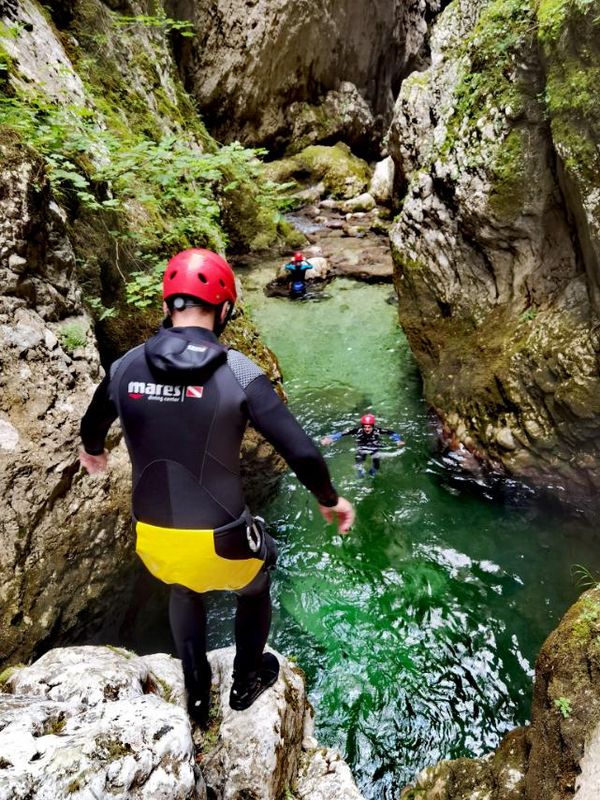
[{"xmin": 235, "ymin": 267, "xmax": 600, "ymax": 798}]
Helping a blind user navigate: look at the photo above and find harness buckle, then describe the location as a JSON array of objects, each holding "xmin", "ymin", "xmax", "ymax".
[{"xmin": 246, "ymin": 517, "xmax": 263, "ymax": 553}]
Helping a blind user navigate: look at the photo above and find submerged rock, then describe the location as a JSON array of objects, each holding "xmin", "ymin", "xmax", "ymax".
[{"xmin": 0, "ymin": 645, "xmax": 365, "ymax": 800}]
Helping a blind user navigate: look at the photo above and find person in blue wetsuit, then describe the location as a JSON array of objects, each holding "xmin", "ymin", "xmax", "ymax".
[
  {"xmin": 79, "ymin": 248, "xmax": 354, "ymax": 727},
  {"xmin": 322, "ymin": 414, "xmax": 404, "ymax": 477},
  {"xmin": 284, "ymin": 251, "xmax": 313, "ymax": 298}
]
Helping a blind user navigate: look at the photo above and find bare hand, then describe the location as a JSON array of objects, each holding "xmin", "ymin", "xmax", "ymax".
[
  {"xmin": 319, "ymin": 496, "xmax": 354, "ymax": 535},
  {"xmin": 321, "ymin": 436, "xmax": 333, "ymax": 446},
  {"xmin": 79, "ymin": 448, "xmax": 108, "ymax": 475}
]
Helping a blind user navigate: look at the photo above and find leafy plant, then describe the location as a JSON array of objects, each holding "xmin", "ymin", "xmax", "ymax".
[
  {"xmin": 125, "ymin": 254, "xmax": 165, "ymax": 308},
  {"xmin": 0, "ymin": 11, "xmax": 293, "ymax": 316},
  {"xmin": 519, "ymin": 306, "xmax": 538, "ymax": 323},
  {"xmin": 59, "ymin": 322, "xmax": 87, "ymax": 353},
  {"xmin": 87, "ymin": 297, "xmax": 117, "ymax": 321},
  {"xmin": 112, "ymin": 12, "xmax": 195, "ymax": 37},
  {"xmin": 554, "ymin": 696, "xmax": 572, "ymax": 718},
  {"xmin": 571, "ymin": 563, "xmax": 600, "ymax": 588}
]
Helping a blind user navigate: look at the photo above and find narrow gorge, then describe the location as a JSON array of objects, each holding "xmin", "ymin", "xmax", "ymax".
[{"xmin": 1, "ymin": 0, "xmax": 600, "ymax": 798}]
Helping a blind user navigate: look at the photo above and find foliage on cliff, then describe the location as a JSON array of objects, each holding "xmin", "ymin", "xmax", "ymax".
[{"xmin": 0, "ymin": 0, "xmax": 294, "ymax": 345}]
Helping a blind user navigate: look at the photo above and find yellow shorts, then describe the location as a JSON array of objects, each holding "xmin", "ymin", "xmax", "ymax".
[{"xmin": 135, "ymin": 519, "xmax": 264, "ymax": 593}]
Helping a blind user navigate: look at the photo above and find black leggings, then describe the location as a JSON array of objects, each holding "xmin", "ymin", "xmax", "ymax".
[
  {"xmin": 355, "ymin": 451, "xmax": 380, "ymax": 470},
  {"xmin": 169, "ymin": 572, "xmax": 272, "ymax": 685}
]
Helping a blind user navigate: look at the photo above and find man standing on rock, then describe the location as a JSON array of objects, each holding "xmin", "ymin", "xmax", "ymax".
[{"xmin": 79, "ymin": 248, "xmax": 354, "ymax": 726}]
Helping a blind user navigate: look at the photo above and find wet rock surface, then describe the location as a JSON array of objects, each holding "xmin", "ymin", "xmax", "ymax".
[{"xmin": 387, "ymin": 0, "xmax": 600, "ymax": 514}]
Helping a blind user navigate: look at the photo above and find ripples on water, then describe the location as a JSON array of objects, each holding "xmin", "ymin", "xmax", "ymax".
[{"xmin": 221, "ymin": 271, "xmax": 598, "ymax": 798}]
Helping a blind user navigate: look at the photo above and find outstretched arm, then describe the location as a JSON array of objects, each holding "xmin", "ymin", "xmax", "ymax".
[
  {"xmin": 245, "ymin": 376, "xmax": 354, "ymax": 533},
  {"xmin": 380, "ymin": 428, "xmax": 405, "ymax": 446},
  {"xmin": 321, "ymin": 428, "xmax": 357, "ymax": 445},
  {"xmin": 79, "ymin": 374, "xmax": 118, "ymax": 473}
]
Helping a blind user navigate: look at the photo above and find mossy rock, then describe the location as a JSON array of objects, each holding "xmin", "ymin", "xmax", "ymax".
[
  {"xmin": 264, "ymin": 144, "xmax": 370, "ymax": 200},
  {"xmin": 524, "ymin": 587, "xmax": 600, "ymax": 798},
  {"xmin": 292, "ymin": 143, "xmax": 371, "ymax": 199}
]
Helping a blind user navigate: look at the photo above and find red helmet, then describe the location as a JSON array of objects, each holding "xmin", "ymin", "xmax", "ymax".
[
  {"xmin": 361, "ymin": 414, "xmax": 376, "ymax": 426},
  {"xmin": 163, "ymin": 249, "xmax": 237, "ymax": 306},
  {"xmin": 292, "ymin": 251, "xmax": 304, "ymax": 263}
]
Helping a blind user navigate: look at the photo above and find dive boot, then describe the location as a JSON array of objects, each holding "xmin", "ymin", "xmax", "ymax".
[{"xmin": 229, "ymin": 652, "xmax": 280, "ymax": 711}]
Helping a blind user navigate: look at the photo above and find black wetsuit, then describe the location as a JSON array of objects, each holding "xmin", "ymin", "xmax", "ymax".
[
  {"xmin": 332, "ymin": 426, "xmax": 402, "ymax": 472},
  {"xmin": 81, "ymin": 324, "xmax": 338, "ymax": 686}
]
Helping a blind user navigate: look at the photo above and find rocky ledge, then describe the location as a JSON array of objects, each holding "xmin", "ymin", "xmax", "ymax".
[{"xmin": 0, "ymin": 645, "xmax": 365, "ymax": 800}]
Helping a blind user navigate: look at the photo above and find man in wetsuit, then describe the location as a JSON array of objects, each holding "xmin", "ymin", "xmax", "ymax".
[
  {"xmin": 79, "ymin": 248, "xmax": 354, "ymax": 725},
  {"xmin": 322, "ymin": 414, "xmax": 404, "ymax": 477},
  {"xmin": 284, "ymin": 251, "xmax": 313, "ymax": 298}
]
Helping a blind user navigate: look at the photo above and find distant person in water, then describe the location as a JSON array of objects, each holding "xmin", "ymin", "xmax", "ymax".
[
  {"xmin": 284, "ymin": 251, "xmax": 313, "ymax": 299},
  {"xmin": 322, "ymin": 414, "xmax": 404, "ymax": 477}
]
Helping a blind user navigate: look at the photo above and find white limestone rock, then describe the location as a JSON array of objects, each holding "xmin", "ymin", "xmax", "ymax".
[
  {"xmin": 175, "ymin": 0, "xmax": 440, "ymax": 147},
  {"xmin": 369, "ymin": 157, "xmax": 395, "ymax": 204},
  {"xmin": 0, "ymin": 646, "xmax": 203, "ymax": 800},
  {"xmin": 202, "ymin": 647, "xmax": 305, "ymax": 800},
  {"xmin": 1, "ymin": 646, "xmax": 365, "ymax": 800},
  {"xmin": 296, "ymin": 748, "xmax": 366, "ymax": 800},
  {"xmin": 342, "ymin": 193, "xmax": 377, "ymax": 214}
]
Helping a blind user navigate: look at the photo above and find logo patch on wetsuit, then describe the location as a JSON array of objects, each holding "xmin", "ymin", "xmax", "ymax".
[{"xmin": 126, "ymin": 381, "xmax": 205, "ymax": 402}]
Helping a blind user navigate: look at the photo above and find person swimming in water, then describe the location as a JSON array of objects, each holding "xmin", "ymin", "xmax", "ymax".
[
  {"xmin": 322, "ymin": 414, "xmax": 404, "ymax": 477},
  {"xmin": 284, "ymin": 251, "xmax": 313, "ymax": 299}
]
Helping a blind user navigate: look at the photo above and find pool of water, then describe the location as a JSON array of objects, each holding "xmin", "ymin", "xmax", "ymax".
[{"xmin": 222, "ymin": 265, "xmax": 600, "ymax": 798}]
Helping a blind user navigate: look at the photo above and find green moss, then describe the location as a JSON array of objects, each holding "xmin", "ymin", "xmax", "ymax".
[
  {"xmin": 277, "ymin": 218, "xmax": 306, "ymax": 249},
  {"xmin": 292, "ymin": 143, "xmax": 370, "ymax": 198},
  {"xmin": 105, "ymin": 644, "xmax": 135, "ymax": 659},
  {"xmin": 570, "ymin": 595, "xmax": 600, "ymax": 641},
  {"xmin": 0, "ymin": 45, "xmax": 14, "ymax": 91},
  {"xmin": 59, "ymin": 322, "xmax": 87, "ymax": 353},
  {"xmin": 262, "ymin": 158, "xmax": 304, "ymax": 185},
  {"xmin": 489, "ymin": 128, "xmax": 527, "ymax": 218},
  {"xmin": 440, "ymin": 0, "xmax": 536, "ymax": 159},
  {"xmin": 43, "ymin": 713, "xmax": 67, "ymax": 735},
  {"xmin": 151, "ymin": 673, "xmax": 175, "ymax": 704},
  {"xmin": 536, "ymin": 0, "xmax": 597, "ymax": 42},
  {"xmin": 395, "ymin": 254, "xmax": 427, "ymax": 274},
  {"xmin": 0, "ymin": 664, "xmax": 23, "ymax": 687},
  {"xmin": 95, "ymin": 735, "xmax": 133, "ymax": 762},
  {"xmin": 534, "ymin": 0, "xmax": 600, "ymax": 192}
]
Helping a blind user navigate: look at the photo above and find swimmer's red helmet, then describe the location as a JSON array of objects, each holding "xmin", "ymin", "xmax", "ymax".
[{"xmin": 361, "ymin": 414, "xmax": 376, "ymax": 426}]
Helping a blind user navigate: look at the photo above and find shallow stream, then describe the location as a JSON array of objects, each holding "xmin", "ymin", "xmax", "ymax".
[{"xmin": 221, "ymin": 259, "xmax": 599, "ymax": 798}]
